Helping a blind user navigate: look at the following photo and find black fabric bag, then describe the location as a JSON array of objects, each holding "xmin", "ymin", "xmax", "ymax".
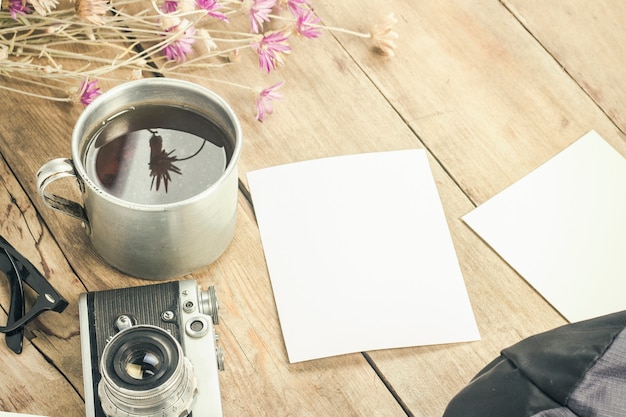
[{"xmin": 443, "ymin": 311, "xmax": 626, "ymax": 417}]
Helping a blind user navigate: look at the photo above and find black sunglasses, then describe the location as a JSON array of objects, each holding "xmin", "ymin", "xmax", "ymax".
[{"xmin": 0, "ymin": 236, "xmax": 68, "ymax": 354}]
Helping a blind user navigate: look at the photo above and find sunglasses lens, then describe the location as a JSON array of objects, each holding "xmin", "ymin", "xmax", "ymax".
[
  {"xmin": 1, "ymin": 266, "xmax": 25, "ymax": 353},
  {"xmin": 0, "ymin": 272, "xmax": 9, "ymax": 324}
]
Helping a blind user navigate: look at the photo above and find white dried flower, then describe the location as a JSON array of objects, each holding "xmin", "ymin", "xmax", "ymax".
[
  {"xmin": 198, "ymin": 29, "xmax": 217, "ymax": 53},
  {"xmin": 75, "ymin": 0, "xmax": 109, "ymax": 25},
  {"xmin": 228, "ymin": 48, "xmax": 241, "ymax": 63},
  {"xmin": 370, "ymin": 12, "xmax": 399, "ymax": 56},
  {"xmin": 29, "ymin": 0, "xmax": 59, "ymax": 16},
  {"xmin": 160, "ymin": 15, "xmax": 182, "ymax": 31},
  {"xmin": 178, "ymin": 0, "xmax": 195, "ymax": 12}
]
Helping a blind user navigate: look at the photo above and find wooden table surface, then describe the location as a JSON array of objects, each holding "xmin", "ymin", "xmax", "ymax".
[{"xmin": 2, "ymin": 1, "xmax": 626, "ymax": 416}]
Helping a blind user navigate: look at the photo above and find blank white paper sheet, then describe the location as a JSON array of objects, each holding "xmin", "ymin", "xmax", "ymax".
[
  {"xmin": 463, "ymin": 131, "xmax": 626, "ymax": 323},
  {"xmin": 247, "ymin": 150, "xmax": 479, "ymax": 363}
]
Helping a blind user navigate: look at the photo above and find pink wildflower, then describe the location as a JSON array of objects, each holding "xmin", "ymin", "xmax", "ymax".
[
  {"xmin": 8, "ymin": 0, "xmax": 31, "ymax": 19},
  {"xmin": 251, "ymin": 31, "xmax": 291, "ymax": 73},
  {"xmin": 255, "ymin": 81, "xmax": 284, "ymax": 122},
  {"xmin": 79, "ymin": 79, "xmax": 101, "ymax": 106},
  {"xmin": 294, "ymin": 8, "xmax": 321, "ymax": 39},
  {"xmin": 196, "ymin": 0, "xmax": 228, "ymax": 21},
  {"xmin": 285, "ymin": 0, "xmax": 308, "ymax": 16},
  {"xmin": 162, "ymin": 21, "xmax": 196, "ymax": 63},
  {"xmin": 248, "ymin": 0, "xmax": 276, "ymax": 33},
  {"xmin": 161, "ymin": 0, "xmax": 178, "ymax": 12}
]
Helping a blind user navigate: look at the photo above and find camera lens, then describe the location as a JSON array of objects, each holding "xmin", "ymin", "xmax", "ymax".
[
  {"xmin": 98, "ymin": 325, "xmax": 197, "ymax": 417},
  {"xmin": 123, "ymin": 348, "xmax": 162, "ymax": 381}
]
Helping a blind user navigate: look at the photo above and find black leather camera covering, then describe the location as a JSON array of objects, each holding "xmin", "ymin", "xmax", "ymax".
[{"xmin": 443, "ymin": 310, "xmax": 626, "ymax": 417}]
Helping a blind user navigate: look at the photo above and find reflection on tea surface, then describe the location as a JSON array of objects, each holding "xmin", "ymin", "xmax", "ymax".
[{"xmin": 84, "ymin": 105, "xmax": 230, "ymax": 205}]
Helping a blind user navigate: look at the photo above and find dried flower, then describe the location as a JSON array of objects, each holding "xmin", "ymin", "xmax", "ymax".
[
  {"xmin": 8, "ymin": 0, "xmax": 31, "ymax": 19},
  {"xmin": 228, "ymin": 48, "xmax": 241, "ymax": 63},
  {"xmin": 160, "ymin": 15, "xmax": 181, "ymax": 31},
  {"xmin": 370, "ymin": 13, "xmax": 398, "ymax": 56},
  {"xmin": 294, "ymin": 8, "xmax": 321, "ymax": 39},
  {"xmin": 252, "ymin": 31, "xmax": 291, "ymax": 73},
  {"xmin": 161, "ymin": 0, "xmax": 178, "ymax": 13},
  {"xmin": 78, "ymin": 79, "xmax": 101, "ymax": 106},
  {"xmin": 162, "ymin": 20, "xmax": 197, "ymax": 63},
  {"xmin": 29, "ymin": 0, "xmax": 59, "ymax": 16},
  {"xmin": 0, "ymin": 0, "xmax": 396, "ymax": 122},
  {"xmin": 247, "ymin": 0, "xmax": 276, "ymax": 33},
  {"xmin": 197, "ymin": 29, "xmax": 218, "ymax": 53},
  {"xmin": 255, "ymin": 81, "xmax": 284, "ymax": 122},
  {"xmin": 284, "ymin": 0, "xmax": 309, "ymax": 16},
  {"xmin": 178, "ymin": 0, "xmax": 195, "ymax": 12},
  {"xmin": 196, "ymin": 0, "xmax": 228, "ymax": 21},
  {"xmin": 75, "ymin": 0, "xmax": 109, "ymax": 25}
]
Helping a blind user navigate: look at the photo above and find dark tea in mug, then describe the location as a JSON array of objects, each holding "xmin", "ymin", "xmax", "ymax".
[
  {"xmin": 38, "ymin": 78, "xmax": 242, "ymax": 279},
  {"xmin": 83, "ymin": 104, "xmax": 232, "ymax": 205}
]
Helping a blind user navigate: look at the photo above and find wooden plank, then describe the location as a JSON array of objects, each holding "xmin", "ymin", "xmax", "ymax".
[
  {"xmin": 306, "ymin": 0, "xmax": 626, "ymax": 415},
  {"xmin": 1, "ymin": 92, "xmax": 148, "ymax": 289},
  {"xmin": 130, "ymin": 2, "xmax": 579, "ymax": 415},
  {"xmin": 0, "ymin": 4, "xmax": 422, "ymax": 416},
  {"xmin": 2, "ymin": 0, "xmax": 624, "ymax": 415},
  {"xmin": 313, "ymin": 0, "xmax": 626, "ymax": 204},
  {"xmin": 0, "ymin": 317, "xmax": 84, "ymax": 416},
  {"xmin": 158, "ymin": 2, "xmax": 571, "ymax": 416},
  {"xmin": 504, "ymin": 0, "xmax": 626, "ymax": 134},
  {"xmin": 1, "ymin": 91, "xmax": 408, "ymax": 414},
  {"xmin": 0, "ymin": 150, "xmax": 85, "ymax": 415}
]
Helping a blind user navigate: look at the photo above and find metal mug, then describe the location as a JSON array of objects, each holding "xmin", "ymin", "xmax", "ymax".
[{"xmin": 36, "ymin": 78, "xmax": 242, "ymax": 280}]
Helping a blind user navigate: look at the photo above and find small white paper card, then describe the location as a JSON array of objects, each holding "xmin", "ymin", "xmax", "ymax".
[
  {"xmin": 247, "ymin": 150, "xmax": 480, "ymax": 363},
  {"xmin": 463, "ymin": 131, "xmax": 626, "ymax": 323}
]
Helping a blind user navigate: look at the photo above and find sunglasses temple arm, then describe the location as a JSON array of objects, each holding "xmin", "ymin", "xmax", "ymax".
[
  {"xmin": 22, "ymin": 269, "xmax": 69, "ymax": 314},
  {"xmin": 1, "ymin": 271, "xmax": 69, "ymax": 352},
  {"xmin": 5, "ymin": 323, "xmax": 25, "ymax": 354},
  {"xmin": 0, "ymin": 239, "xmax": 68, "ymax": 353},
  {"xmin": 5, "ymin": 255, "xmax": 25, "ymax": 354}
]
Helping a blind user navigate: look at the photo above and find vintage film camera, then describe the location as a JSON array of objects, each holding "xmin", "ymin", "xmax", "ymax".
[{"xmin": 79, "ymin": 280, "xmax": 224, "ymax": 417}]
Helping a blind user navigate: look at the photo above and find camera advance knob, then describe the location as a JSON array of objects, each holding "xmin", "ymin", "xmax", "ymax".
[{"xmin": 199, "ymin": 285, "xmax": 219, "ymax": 325}]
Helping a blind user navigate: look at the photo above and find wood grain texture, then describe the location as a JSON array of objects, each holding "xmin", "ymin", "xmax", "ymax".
[
  {"xmin": 504, "ymin": 0, "xmax": 626, "ymax": 133},
  {"xmin": 0, "ymin": 150, "xmax": 85, "ymax": 415},
  {"xmin": 1, "ymin": 0, "xmax": 625, "ymax": 416},
  {"xmin": 312, "ymin": 0, "xmax": 626, "ymax": 204},
  {"xmin": 0, "ymin": 322, "xmax": 84, "ymax": 417},
  {"xmin": 306, "ymin": 1, "xmax": 625, "ymax": 414},
  {"xmin": 0, "ymin": 95, "xmax": 407, "ymax": 416}
]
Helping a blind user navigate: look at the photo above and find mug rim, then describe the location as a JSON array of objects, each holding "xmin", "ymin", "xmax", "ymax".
[{"xmin": 71, "ymin": 78, "xmax": 242, "ymax": 210}]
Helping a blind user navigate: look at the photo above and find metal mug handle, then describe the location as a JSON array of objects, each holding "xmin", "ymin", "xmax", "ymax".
[{"xmin": 36, "ymin": 158, "xmax": 90, "ymax": 229}]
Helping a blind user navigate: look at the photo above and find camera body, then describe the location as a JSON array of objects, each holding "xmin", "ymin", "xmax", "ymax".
[{"xmin": 79, "ymin": 279, "xmax": 224, "ymax": 417}]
